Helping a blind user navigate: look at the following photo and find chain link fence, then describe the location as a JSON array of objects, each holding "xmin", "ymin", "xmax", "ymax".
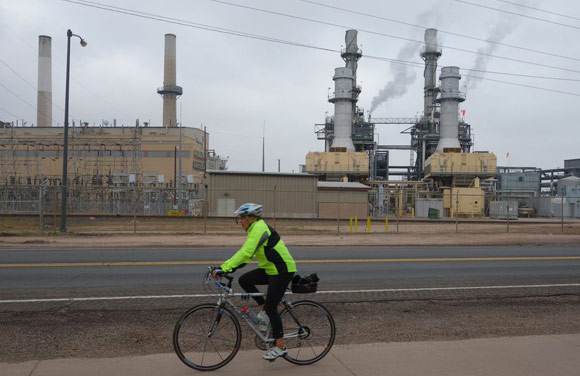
[{"xmin": 0, "ymin": 184, "xmax": 578, "ymax": 234}]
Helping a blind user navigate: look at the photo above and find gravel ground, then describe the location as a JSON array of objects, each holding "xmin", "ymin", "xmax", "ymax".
[{"xmin": 1, "ymin": 295, "xmax": 579, "ymax": 363}]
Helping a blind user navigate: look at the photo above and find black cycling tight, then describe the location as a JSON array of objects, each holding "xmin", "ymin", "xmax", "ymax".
[{"xmin": 238, "ymin": 268, "xmax": 294, "ymax": 340}]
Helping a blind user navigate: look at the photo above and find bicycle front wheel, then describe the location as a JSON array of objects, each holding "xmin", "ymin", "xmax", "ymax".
[
  {"xmin": 280, "ymin": 300, "xmax": 336, "ymax": 365},
  {"xmin": 173, "ymin": 304, "xmax": 241, "ymax": 371}
]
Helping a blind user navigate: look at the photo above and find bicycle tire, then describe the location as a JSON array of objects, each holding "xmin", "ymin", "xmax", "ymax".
[
  {"xmin": 280, "ymin": 300, "xmax": 336, "ymax": 365},
  {"xmin": 173, "ymin": 304, "xmax": 242, "ymax": 371}
]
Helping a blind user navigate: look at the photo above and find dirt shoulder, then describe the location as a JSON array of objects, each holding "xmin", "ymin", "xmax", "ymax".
[
  {"xmin": 1, "ymin": 296, "xmax": 579, "ymax": 363},
  {"xmin": 2, "ymin": 232, "xmax": 580, "ymax": 249},
  {"xmin": 1, "ymin": 217, "xmax": 580, "ymax": 249}
]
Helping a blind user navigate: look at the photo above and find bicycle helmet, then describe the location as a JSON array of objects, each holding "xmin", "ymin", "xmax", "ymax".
[{"xmin": 234, "ymin": 203, "xmax": 263, "ymax": 218}]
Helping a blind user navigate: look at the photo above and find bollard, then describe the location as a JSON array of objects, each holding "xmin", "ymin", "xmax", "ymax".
[
  {"xmin": 355, "ymin": 216, "xmax": 358, "ymax": 233},
  {"xmin": 385, "ymin": 216, "xmax": 389, "ymax": 233},
  {"xmin": 349, "ymin": 217, "xmax": 353, "ymax": 233},
  {"xmin": 366, "ymin": 216, "xmax": 370, "ymax": 233}
]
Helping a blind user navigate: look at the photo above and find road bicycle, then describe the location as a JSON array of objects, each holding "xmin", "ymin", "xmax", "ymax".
[{"xmin": 173, "ymin": 268, "xmax": 336, "ymax": 371}]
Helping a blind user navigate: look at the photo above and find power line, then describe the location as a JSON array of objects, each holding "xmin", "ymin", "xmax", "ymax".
[
  {"xmin": 494, "ymin": 0, "xmax": 580, "ymax": 22},
  {"xmin": 299, "ymin": 0, "xmax": 580, "ymax": 63},
  {"xmin": 461, "ymin": 73, "xmax": 580, "ymax": 97},
  {"xmin": 0, "ymin": 106, "xmax": 22, "ymax": 120},
  {"xmin": 65, "ymin": 0, "xmax": 337, "ymax": 53},
  {"xmin": 208, "ymin": 0, "xmax": 580, "ymax": 74},
  {"xmin": 1, "ymin": 16, "xmax": 135, "ymax": 124},
  {"xmin": 0, "ymin": 82, "xmax": 40, "ymax": 115},
  {"xmin": 0, "ymin": 58, "xmax": 37, "ymax": 91},
  {"xmin": 64, "ymin": 0, "xmax": 580, "ymax": 97},
  {"xmin": 0, "ymin": 57, "xmax": 66, "ymax": 113},
  {"xmin": 454, "ymin": 0, "xmax": 580, "ymax": 31},
  {"xmin": 364, "ymin": 54, "xmax": 580, "ymax": 82}
]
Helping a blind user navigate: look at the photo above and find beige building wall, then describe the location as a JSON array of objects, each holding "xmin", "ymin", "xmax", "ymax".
[
  {"xmin": 318, "ymin": 202, "xmax": 366, "ymax": 219},
  {"xmin": 0, "ymin": 126, "xmax": 212, "ymax": 185},
  {"xmin": 207, "ymin": 171, "xmax": 318, "ymax": 218},
  {"xmin": 317, "ymin": 182, "xmax": 370, "ymax": 219}
]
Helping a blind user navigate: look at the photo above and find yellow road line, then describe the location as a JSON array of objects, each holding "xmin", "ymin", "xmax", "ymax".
[{"xmin": 1, "ymin": 256, "xmax": 580, "ymax": 268}]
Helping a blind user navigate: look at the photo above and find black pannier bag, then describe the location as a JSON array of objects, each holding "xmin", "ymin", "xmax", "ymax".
[{"xmin": 291, "ymin": 273, "xmax": 319, "ymax": 294}]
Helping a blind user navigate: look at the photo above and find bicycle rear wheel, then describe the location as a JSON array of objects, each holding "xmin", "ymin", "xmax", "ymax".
[
  {"xmin": 280, "ymin": 300, "xmax": 336, "ymax": 365},
  {"xmin": 173, "ymin": 304, "xmax": 241, "ymax": 371}
]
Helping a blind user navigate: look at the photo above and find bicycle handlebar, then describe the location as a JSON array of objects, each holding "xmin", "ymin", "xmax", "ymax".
[{"xmin": 206, "ymin": 266, "xmax": 234, "ymax": 294}]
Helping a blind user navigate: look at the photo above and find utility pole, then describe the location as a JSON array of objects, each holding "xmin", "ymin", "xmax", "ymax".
[
  {"xmin": 277, "ymin": 159, "xmax": 280, "ymax": 173},
  {"xmin": 177, "ymin": 121, "xmax": 182, "ymax": 211},
  {"xmin": 173, "ymin": 146, "xmax": 177, "ymax": 208}
]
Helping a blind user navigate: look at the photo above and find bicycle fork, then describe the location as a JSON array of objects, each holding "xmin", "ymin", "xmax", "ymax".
[{"xmin": 207, "ymin": 304, "xmax": 227, "ymax": 338}]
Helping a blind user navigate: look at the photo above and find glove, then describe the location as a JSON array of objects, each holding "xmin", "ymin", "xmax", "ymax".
[{"xmin": 211, "ymin": 267, "xmax": 224, "ymax": 279}]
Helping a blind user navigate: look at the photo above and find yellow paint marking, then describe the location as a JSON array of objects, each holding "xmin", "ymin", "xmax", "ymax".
[{"xmin": 1, "ymin": 256, "xmax": 580, "ymax": 268}]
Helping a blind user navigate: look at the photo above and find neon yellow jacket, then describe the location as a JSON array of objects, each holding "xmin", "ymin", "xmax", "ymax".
[{"xmin": 221, "ymin": 219, "xmax": 296, "ymax": 275}]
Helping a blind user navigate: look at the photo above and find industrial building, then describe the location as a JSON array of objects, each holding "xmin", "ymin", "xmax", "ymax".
[
  {"xmin": 1, "ymin": 29, "xmax": 578, "ymax": 221},
  {"xmin": 206, "ymin": 171, "xmax": 369, "ymax": 219},
  {"xmin": 0, "ymin": 33, "xmax": 227, "ymax": 216},
  {"xmin": 207, "ymin": 171, "xmax": 318, "ymax": 218},
  {"xmin": 304, "ymin": 29, "xmax": 497, "ymax": 218},
  {"xmin": 302, "ymin": 28, "xmax": 578, "ymax": 219}
]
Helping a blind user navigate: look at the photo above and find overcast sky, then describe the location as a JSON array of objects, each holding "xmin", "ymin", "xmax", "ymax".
[{"xmin": 1, "ymin": 0, "xmax": 579, "ymax": 173}]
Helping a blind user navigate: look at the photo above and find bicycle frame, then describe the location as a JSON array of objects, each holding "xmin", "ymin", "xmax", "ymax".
[{"xmin": 212, "ymin": 277, "xmax": 304, "ymax": 344}]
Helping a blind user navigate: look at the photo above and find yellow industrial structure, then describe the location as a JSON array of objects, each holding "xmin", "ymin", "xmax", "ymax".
[
  {"xmin": 304, "ymin": 151, "xmax": 369, "ymax": 181},
  {"xmin": 0, "ymin": 125, "xmax": 226, "ymax": 186},
  {"xmin": 424, "ymin": 152, "xmax": 496, "ymax": 217},
  {"xmin": 424, "ymin": 152, "xmax": 497, "ymax": 179}
]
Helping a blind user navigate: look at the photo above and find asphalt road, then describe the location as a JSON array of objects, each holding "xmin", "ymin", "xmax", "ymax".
[{"xmin": 1, "ymin": 245, "xmax": 579, "ymax": 301}]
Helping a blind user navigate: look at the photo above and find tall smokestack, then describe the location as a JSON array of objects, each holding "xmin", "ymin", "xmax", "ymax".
[
  {"xmin": 420, "ymin": 29, "xmax": 441, "ymax": 122},
  {"xmin": 329, "ymin": 30, "xmax": 362, "ymax": 152},
  {"xmin": 435, "ymin": 66, "xmax": 464, "ymax": 152},
  {"xmin": 329, "ymin": 67, "xmax": 356, "ymax": 152},
  {"xmin": 37, "ymin": 35, "xmax": 52, "ymax": 127},
  {"xmin": 342, "ymin": 30, "xmax": 362, "ymax": 131},
  {"xmin": 157, "ymin": 34, "xmax": 182, "ymax": 127}
]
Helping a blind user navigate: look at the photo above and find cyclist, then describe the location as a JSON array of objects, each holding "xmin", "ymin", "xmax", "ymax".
[{"xmin": 212, "ymin": 203, "xmax": 296, "ymax": 361}]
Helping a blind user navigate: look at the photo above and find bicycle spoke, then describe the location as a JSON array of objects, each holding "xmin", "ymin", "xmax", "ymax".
[
  {"xmin": 280, "ymin": 301, "xmax": 335, "ymax": 365},
  {"xmin": 173, "ymin": 304, "xmax": 241, "ymax": 371},
  {"xmin": 207, "ymin": 338, "xmax": 226, "ymax": 361}
]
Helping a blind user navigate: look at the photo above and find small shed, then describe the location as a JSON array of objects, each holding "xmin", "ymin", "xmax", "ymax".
[
  {"xmin": 317, "ymin": 181, "xmax": 370, "ymax": 219},
  {"xmin": 207, "ymin": 171, "xmax": 318, "ymax": 218}
]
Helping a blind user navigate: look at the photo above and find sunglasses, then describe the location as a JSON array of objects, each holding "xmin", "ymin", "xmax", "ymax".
[{"xmin": 235, "ymin": 216, "xmax": 248, "ymax": 224}]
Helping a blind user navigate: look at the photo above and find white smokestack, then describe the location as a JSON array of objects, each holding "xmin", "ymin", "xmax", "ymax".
[
  {"xmin": 330, "ymin": 67, "xmax": 356, "ymax": 152},
  {"xmin": 420, "ymin": 28, "xmax": 441, "ymax": 121},
  {"xmin": 157, "ymin": 34, "xmax": 182, "ymax": 127},
  {"xmin": 435, "ymin": 66, "xmax": 464, "ymax": 152},
  {"xmin": 37, "ymin": 35, "xmax": 52, "ymax": 127}
]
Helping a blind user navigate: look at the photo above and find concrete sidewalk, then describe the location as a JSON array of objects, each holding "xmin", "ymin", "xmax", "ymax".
[{"xmin": 3, "ymin": 334, "xmax": 580, "ymax": 376}]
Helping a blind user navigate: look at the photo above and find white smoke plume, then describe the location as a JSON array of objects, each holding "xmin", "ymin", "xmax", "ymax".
[
  {"xmin": 370, "ymin": 7, "xmax": 440, "ymax": 114},
  {"xmin": 462, "ymin": 0, "xmax": 540, "ymax": 90},
  {"xmin": 370, "ymin": 42, "xmax": 420, "ymax": 113},
  {"xmin": 464, "ymin": 16, "xmax": 519, "ymax": 90}
]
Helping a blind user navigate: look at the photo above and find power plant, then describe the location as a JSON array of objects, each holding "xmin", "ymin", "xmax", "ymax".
[
  {"xmin": 0, "ymin": 33, "xmax": 226, "ymax": 216},
  {"xmin": 304, "ymin": 28, "xmax": 578, "ymax": 219},
  {"xmin": 0, "ymin": 29, "xmax": 578, "ymax": 220}
]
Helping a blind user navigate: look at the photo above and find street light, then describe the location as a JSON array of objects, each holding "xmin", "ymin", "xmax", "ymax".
[{"xmin": 61, "ymin": 29, "xmax": 87, "ymax": 233}]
